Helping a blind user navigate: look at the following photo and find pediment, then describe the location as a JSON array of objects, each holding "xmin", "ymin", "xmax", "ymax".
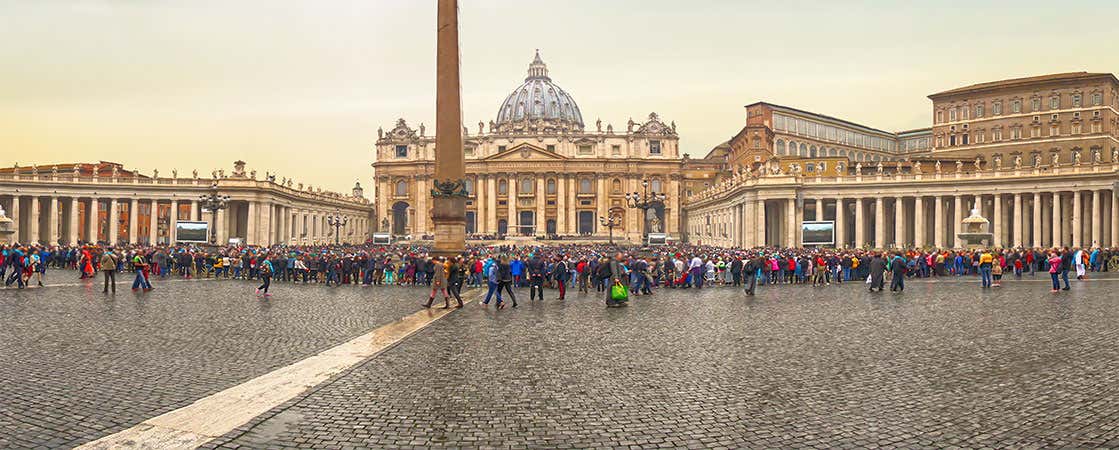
[{"xmin": 483, "ymin": 143, "xmax": 567, "ymax": 161}]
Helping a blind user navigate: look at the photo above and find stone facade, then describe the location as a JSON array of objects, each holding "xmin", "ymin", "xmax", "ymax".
[
  {"xmin": 687, "ymin": 72, "xmax": 1119, "ymax": 249},
  {"xmin": 0, "ymin": 161, "xmax": 373, "ymax": 246}
]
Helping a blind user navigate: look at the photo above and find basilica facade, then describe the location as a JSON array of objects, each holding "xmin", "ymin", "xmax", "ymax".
[{"xmin": 372, "ymin": 52, "xmax": 712, "ymax": 241}]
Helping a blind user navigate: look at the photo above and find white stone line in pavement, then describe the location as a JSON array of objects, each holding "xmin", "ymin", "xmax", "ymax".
[
  {"xmin": 77, "ymin": 293, "xmax": 476, "ymax": 450},
  {"xmin": 0, "ymin": 277, "xmax": 220, "ymax": 290}
]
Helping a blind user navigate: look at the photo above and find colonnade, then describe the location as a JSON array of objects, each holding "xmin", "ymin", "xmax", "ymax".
[{"xmin": 687, "ymin": 169, "xmax": 1119, "ymax": 250}]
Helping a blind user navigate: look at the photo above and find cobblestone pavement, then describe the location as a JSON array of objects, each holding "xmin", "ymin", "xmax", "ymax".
[
  {"xmin": 0, "ymin": 278, "xmax": 425, "ymax": 449},
  {"xmin": 209, "ymin": 275, "xmax": 1119, "ymax": 449}
]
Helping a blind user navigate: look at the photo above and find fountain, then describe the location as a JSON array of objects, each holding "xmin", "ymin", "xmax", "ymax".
[
  {"xmin": 956, "ymin": 203, "xmax": 993, "ymax": 249},
  {"xmin": 0, "ymin": 204, "xmax": 14, "ymax": 244}
]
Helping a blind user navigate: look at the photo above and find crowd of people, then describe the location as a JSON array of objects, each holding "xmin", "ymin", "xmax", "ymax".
[{"xmin": 2, "ymin": 240, "xmax": 1116, "ymax": 302}]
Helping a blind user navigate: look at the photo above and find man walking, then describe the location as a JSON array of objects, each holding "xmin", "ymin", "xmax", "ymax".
[
  {"xmin": 100, "ymin": 248, "xmax": 119, "ymax": 294},
  {"xmin": 868, "ymin": 252, "xmax": 887, "ymax": 292},
  {"xmin": 552, "ymin": 255, "xmax": 569, "ymax": 300},
  {"xmin": 742, "ymin": 254, "xmax": 758, "ymax": 296}
]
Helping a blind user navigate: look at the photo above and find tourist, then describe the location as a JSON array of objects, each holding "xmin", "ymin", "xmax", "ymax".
[
  {"xmin": 867, "ymin": 252, "xmax": 886, "ymax": 292},
  {"xmin": 1048, "ymin": 251, "xmax": 1063, "ymax": 293},
  {"xmin": 423, "ymin": 256, "xmax": 450, "ymax": 308},
  {"xmin": 130, "ymin": 250, "xmax": 152, "ymax": 292},
  {"xmin": 100, "ymin": 248, "xmax": 118, "ymax": 294},
  {"xmin": 552, "ymin": 255, "xmax": 569, "ymax": 300},
  {"xmin": 888, "ymin": 252, "xmax": 906, "ymax": 292},
  {"xmin": 256, "ymin": 256, "xmax": 273, "ymax": 297}
]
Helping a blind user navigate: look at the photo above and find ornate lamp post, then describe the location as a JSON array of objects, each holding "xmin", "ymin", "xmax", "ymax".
[
  {"xmin": 599, "ymin": 214, "xmax": 622, "ymax": 245},
  {"xmin": 326, "ymin": 211, "xmax": 350, "ymax": 245},
  {"xmin": 197, "ymin": 182, "xmax": 230, "ymax": 245},
  {"xmin": 624, "ymin": 179, "xmax": 667, "ymax": 242}
]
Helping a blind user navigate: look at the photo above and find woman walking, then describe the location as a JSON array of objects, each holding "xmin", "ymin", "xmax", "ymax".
[
  {"xmin": 423, "ymin": 256, "xmax": 450, "ymax": 308},
  {"xmin": 256, "ymin": 257, "xmax": 274, "ymax": 297}
]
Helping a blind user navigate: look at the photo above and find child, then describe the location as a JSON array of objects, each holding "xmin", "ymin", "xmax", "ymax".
[{"xmin": 992, "ymin": 259, "xmax": 1003, "ymax": 287}]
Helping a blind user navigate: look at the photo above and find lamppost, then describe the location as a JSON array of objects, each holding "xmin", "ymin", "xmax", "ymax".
[
  {"xmin": 198, "ymin": 181, "xmax": 230, "ymax": 245},
  {"xmin": 624, "ymin": 179, "xmax": 667, "ymax": 243},
  {"xmin": 599, "ymin": 214, "xmax": 622, "ymax": 245},
  {"xmin": 326, "ymin": 211, "xmax": 349, "ymax": 245}
]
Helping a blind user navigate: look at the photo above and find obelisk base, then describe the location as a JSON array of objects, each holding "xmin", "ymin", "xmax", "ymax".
[{"xmin": 431, "ymin": 196, "xmax": 465, "ymax": 257}]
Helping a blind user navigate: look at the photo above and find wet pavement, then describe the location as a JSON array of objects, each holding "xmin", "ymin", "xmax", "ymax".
[{"xmin": 0, "ymin": 276, "xmax": 424, "ymax": 448}]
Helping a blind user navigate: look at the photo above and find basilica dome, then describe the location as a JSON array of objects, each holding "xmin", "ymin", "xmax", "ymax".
[{"xmin": 494, "ymin": 51, "xmax": 584, "ymax": 132}]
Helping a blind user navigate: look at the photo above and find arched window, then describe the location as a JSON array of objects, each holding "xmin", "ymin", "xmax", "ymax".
[
  {"xmin": 775, "ymin": 139, "xmax": 786, "ymax": 155},
  {"xmin": 546, "ymin": 178, "xmax": 556, "ymax": 194},
  {"xmin": 786, "ymin": 141, "xmax": 795, "ymax": 156},
  {"xmin": 520, "ymin": 178, "xmax": 533, "ymax": 194},
  {"xmin": 464, "ymin": 178, "xmax": 474, "ymax": 195},
  {"xmin": 395, "ymin": 180, "xmax": 408, "ymax": 197},
  {"xmin": 810, "ymin": 146, "xmax": 817, "ymax": 158},
  {"xmin": 800, "ymin": 143, "xmax": 808, "ymax": 156},
  {"xmin": 579, "ymin": 178, "xmax": 592, "ymax": 193},
  {"xmin": 651, "ymin": 178, "xmax": 663, "ymax": 193},
  {"xmin": 611, "ymin": 178, "xmax": 622, "ymax": 193},
  {"xmin": 498, "ymin": 179, "xmax": 508, "ymax": 195}
]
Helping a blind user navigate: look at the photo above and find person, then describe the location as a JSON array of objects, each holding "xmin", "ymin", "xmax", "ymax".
[
  {"xmin": 5, "ymin": 246, "xmax": 26, "ymax": 289},
  {"xmin": 131, "ymin": 251, "xmax": 152, "ymax": 291},
  {"xmin": 978, "ymin": 249, "xmax": 993, "ymax": 288},
  {"xmin": 527, "ymin": 254, "xmax": 545, "ymax": 301},
  {"xmin": 867, "ymin": 252, "xmax": 886, "ymax": 292},
  {"xmin": 496, "ymin": 256, "xmax": 517, "ymax": 308},
  {"xmin": 742, "ymin": 254, "xmax": 758, "ymax": 296},
  {"xmin": 482, "ymin": 257, "xmax": 501, "ymax": 306},
  {"xmin": 606, "ymin": 252, "xmax": 627, "ymax": 307},
  {"xmin": 1048, "ymin": 251, "xmax": 1063, "ymax": 293},
  {"xmin": 552, "ymin": 255, "xmax": 569, "ymax": 300},
  {"xmin": 991, "ymin": 256, "xmax": 1003, "ymax": 287},
  {"xmin": 28, "ymin": 249, "xmax": 44, "ymax": 287},
  {"xmin": 100, "ymin": 248, "xmax": 118, "ymax": 294},
  {"xmin": 447, "ymin": 256, "xmax": 465, "ymax": 308},
  {"xmin": 256, "ymin": 257, "xmax": 273, "ymax": 297},
  {"xmin": 889, "ymin": 252, "xmax": 906, "ymax": 292},
  {"xmin": 1060, "ymin": 248, "xmax": 1073, "ymax": 290},
  {"xmin": 423, "ymin": 256, "xmax": 450, "ymax": 308}
]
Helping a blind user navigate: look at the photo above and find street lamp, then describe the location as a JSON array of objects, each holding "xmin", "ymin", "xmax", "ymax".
[
  {"xmin": 624, "ymin": 179, "xmax": 667, "ymax": 242},
  {"xmin": 326, "ymin": 211, "xmax": 349, "ymax": 245},
  {"xmin": 198, "ymin": 181, "xmax": 230, "ymax": 245},
  {"xmin": 599, "ymin": 214, "xmax": 622, "ymax": 245}
]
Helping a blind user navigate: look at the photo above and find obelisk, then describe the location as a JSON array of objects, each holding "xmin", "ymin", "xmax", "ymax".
[{"xmin": 431, "ymin": 0, "xmax": 466, "ymax": 256}]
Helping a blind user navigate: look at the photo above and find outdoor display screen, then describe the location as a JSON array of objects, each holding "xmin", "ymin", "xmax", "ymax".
[
  {"xmin": 801, "ymin": 221, "xmax": 835, "ymax": 246},
  {"xmin": 175, "ymin": 221, "xmax": 210, "ymax": 243}
]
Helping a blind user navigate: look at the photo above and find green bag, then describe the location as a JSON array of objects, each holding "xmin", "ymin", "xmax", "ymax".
[{"xmin": 610, "ymin": 282, "xmax": 629, "ymax": 302}]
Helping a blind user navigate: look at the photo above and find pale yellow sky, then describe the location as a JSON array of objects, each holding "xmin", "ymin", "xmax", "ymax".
[{"xmin": 3, "ymin": 0, "xmax": 1117, "ymax": 193}]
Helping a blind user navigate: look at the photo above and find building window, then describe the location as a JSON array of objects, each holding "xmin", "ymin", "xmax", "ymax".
[
  {"xmin": 962, "ymin": 134, "xmax": 969, "ymax": 145},
  {"xmin": 395, "ymin": 145, "xmax": 408, "ymax": 158},
  {"xmin": 1072, "ymin": 94, "xmax": 1082, "ymax": 107},
  {"xmin": 394, "ymin": 181, "xmax": 408, "ymax": 197},
  {"xmin": 949, "ymin": 108, "xmax": 956, "ymax": 121},
  {"xmin": 1031, "ymin": 98, "xmax": 1041, "ymax": 112},
  {"xmin": 464, "ymin": 178, "xmax": 474, "ymax": 195},
  {"xmin": 975, "ymin": 131, "xmax": 985, "ymax": 143},
  {"xmin": 546, "ymin": 178, "xmax": 556, "ymax": 194},
  {"xmin": 949, "ymin": 135, "xmax": 956, "ymax": 146},
  {"xmin": 1073, "ymin": 123, "xmax": 1082, "ymax": 134},
  {"xmin": 610, "ymin": 145, "xmax": 620, "ymax": 155},
  {"xmin": 975, "ymin": 104, "xmax": 984, "ymax": 118},
  {"xmin": 546, "ymin": 144, "xmax": 556, "ymax": 152},
  {"xmin": 936, "ymin": 110, "xmax": 943, "ymax": 123},
  {"xmin": 1093, "ymin": 110, "xmax": 1101, "ymax": 118},
  {"xmin": 520, "ymin": 178, "xmax": 533, "ymax": 194},
  {"xmin": 751, "ymin": 137, "xmax": 760, "ymax": 149},
  {"xmin": 651, "ymin": 178, "xmax": 663, "ymax": 193},
  {"xmin": 1074, "ymin": 111, "xmax": 1081, "ymax": 120},
  {"xmin": 993, "ymin": 101, "xmax": 1002, "ymax": 115},
  {"xmin": 578, "ymin": 145, "xmax": 593, "ymax": 155},
  {"xmin": 1010, "ymin": 127, "xmax": 1021, "ymax": 140},
  {"xmin": 650, "ymin": 140, "xmax": 662, "ymax": 154},
  {"xmin": 464, "ymin": 146, "xmax": 475, "ymax": 157},
  {"xmin": 775, "ymin": 139, "xmax": 786, "ymax": 155},
  {"xmin": 498, "ymin": 179, "xmax": 508, "ymax": 195},
  {"xmin": 1092, "ymin": 92, "xmax": 1103, "ymax": 106},
  {"xmin": 498, "ymin": 145, "xmax": 507, "ymax": 153},
  {"xmin": 1050, "ymin": 96, "xmax": 1060, "ymax": 109},
  {"xmin": 1030, "ymin": 127, "xmax": 1040, "ymax": 138},
  {"xmin": 1050, "ymin": 125, "xmax": 1059, "ymax": 137},
  {"xmin": 1011, "ymin": 99, "xmax": 1021, "ymax": 113},
  {"xmin": 579, "ymin": 178, "xmax": 592, "ymax": 194},
  {"xmin": 611, "ymin": 178, "xmax": 622, "ymax": 193},
  {"xmin": 993, "ymin": 128, "xmax": 1003, "ymax": 141}
]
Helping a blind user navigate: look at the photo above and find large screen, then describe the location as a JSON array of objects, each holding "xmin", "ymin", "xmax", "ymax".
[
  {"xmin": 175, "ymin": 221, "xmax": 210, "ymax": 243},
  {"xmin": 801, "ymin": 220, "xmax": 835, "ymax": 246}
]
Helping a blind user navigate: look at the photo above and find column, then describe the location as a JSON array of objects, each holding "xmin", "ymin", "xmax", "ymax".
[
  {"xmin": 168, "ymin": 199, "xmax": 177, "ymax": 243},
  {"xmin": 48, "ymin": 196, "xmax": 60, "ymax": 245},
  {"xmin": 536, "ymin": 176, "xmax": 546, "ymax": 235},
  {"xmin": 894, "ymin": 197, "xmax": 905, "ymax": 248},
  {"xmin": 476, "ymin": 175, "xmax": 486, "ymax": 234},
  {"xmin": 246, "ymin": 201, "xmax": 257, "ymax": 245},
  {"xmin": 1011, "ymin": 193, "xmax": 1022, "ymax": 247},
  {"xmin": 487, "ymin": 177, "xmax": 497, "ymax": 233},
  {"xmin": 1072, "ymin": 191, "xmax": 1082, "ymax": 248},
  {"xmin": 28, "ymin": 197, "xmax": 40, "ymax": 244},
  {"xmin": 1112, "ymin": 190, "xmax": 1119, "ymax": 248},
  {"xmin": 934, "ymin": 196, "xmax": 944, "ymax": 248},
  {"xmin": 744, "ymin": 198, "xmax": 757, "ymax": 247},
  {"xmin": 9, "ymin": 196, "xmax": 20, "ymax": 243},
  {"xmin": 1032, "ymin": 192, "xmax": 1042, "ymax": 248},
  {"xmin": 953, "ymin": 195, "xmax": 963, "ymax": 248},
  {"xmin": 625, "ymin": 178, "xmax": 639, "ymax": 238},
  {"xmin": 668, "ymin": 177, "xmax": 681, "ymax": 236},
  {"xmin": 815, "ymin": 198, "xmax": 824, "ymax": 221},
  {"xmin": 1091, "ymin": 190, "xmax": 1102, "ymax": 247},
  {"xmin": 992, "ymin": 194, "xmax": 1002, "ymax": 247},
  {"xmin": 596, "ymin": 176, "xmax": 607, "ymax": 234},
  {"xmin": 556, "ymin": 176, "xmax": 566, "ymax": 234},
  {"xmin": 149, "ymin": 199, "xmax": 159, "ymax": 244},
  {"xmin": 88, "ymin": 198, "xmax": 100, "ymax": 243},
  {"xmin": 913, "ymin": 196, "xmax": 925, "ymax": 248},
  {"xmin": 567, "ymin": 175, "xmax": 578, "ymax": 234},
  {"xmin": 416, "ymin": 176, "xmax": 428, "ymax": 235},
  {"xmin": 1050, "ymin": 192, "xmax": 1061, "ymax": 247},
  {"xmin": 835, "ymin": 198, "xmax": 846, "ymax": 248},
  {"xmin": 190, "ymin": 200, "xmax": 199, "ymax": 221},
  {"xmin": 64, "ymin": 198, "xmax": 78, "ymax": 244},
  {"xmin": 756, "ymin": 199, "xmax": 767, "ymax": 247},
  {"xmin": 786, "ymin": 198, "xmax": 798, "ymax": 247},
  {"xmin": 508, "ymin": 175, "xmax": 518, "ymax": 234},
  {"xmin": 854, "ymin": 197, "xmax": 865, "ymax": 248},
  {"xmin": 874, "ymin": 197, "xmax": 885, "ymax": 249},
  {"xmin": 127, "ymin": 198, "xmax": 138, "ymax": 244},
  {"xmin": 108, "ymin": 199, "xmax": 118, "ymax": 244}
]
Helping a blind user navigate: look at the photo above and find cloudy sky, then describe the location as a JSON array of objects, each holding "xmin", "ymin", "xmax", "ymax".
[{"xmin": 3, "ymin": 0, "xmax": 1117, "ymax": 193}]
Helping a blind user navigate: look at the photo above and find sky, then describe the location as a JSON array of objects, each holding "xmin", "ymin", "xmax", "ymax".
[{"xmin": 3, "ymin": 0, "xmax": 1118, "ymax": 194}]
